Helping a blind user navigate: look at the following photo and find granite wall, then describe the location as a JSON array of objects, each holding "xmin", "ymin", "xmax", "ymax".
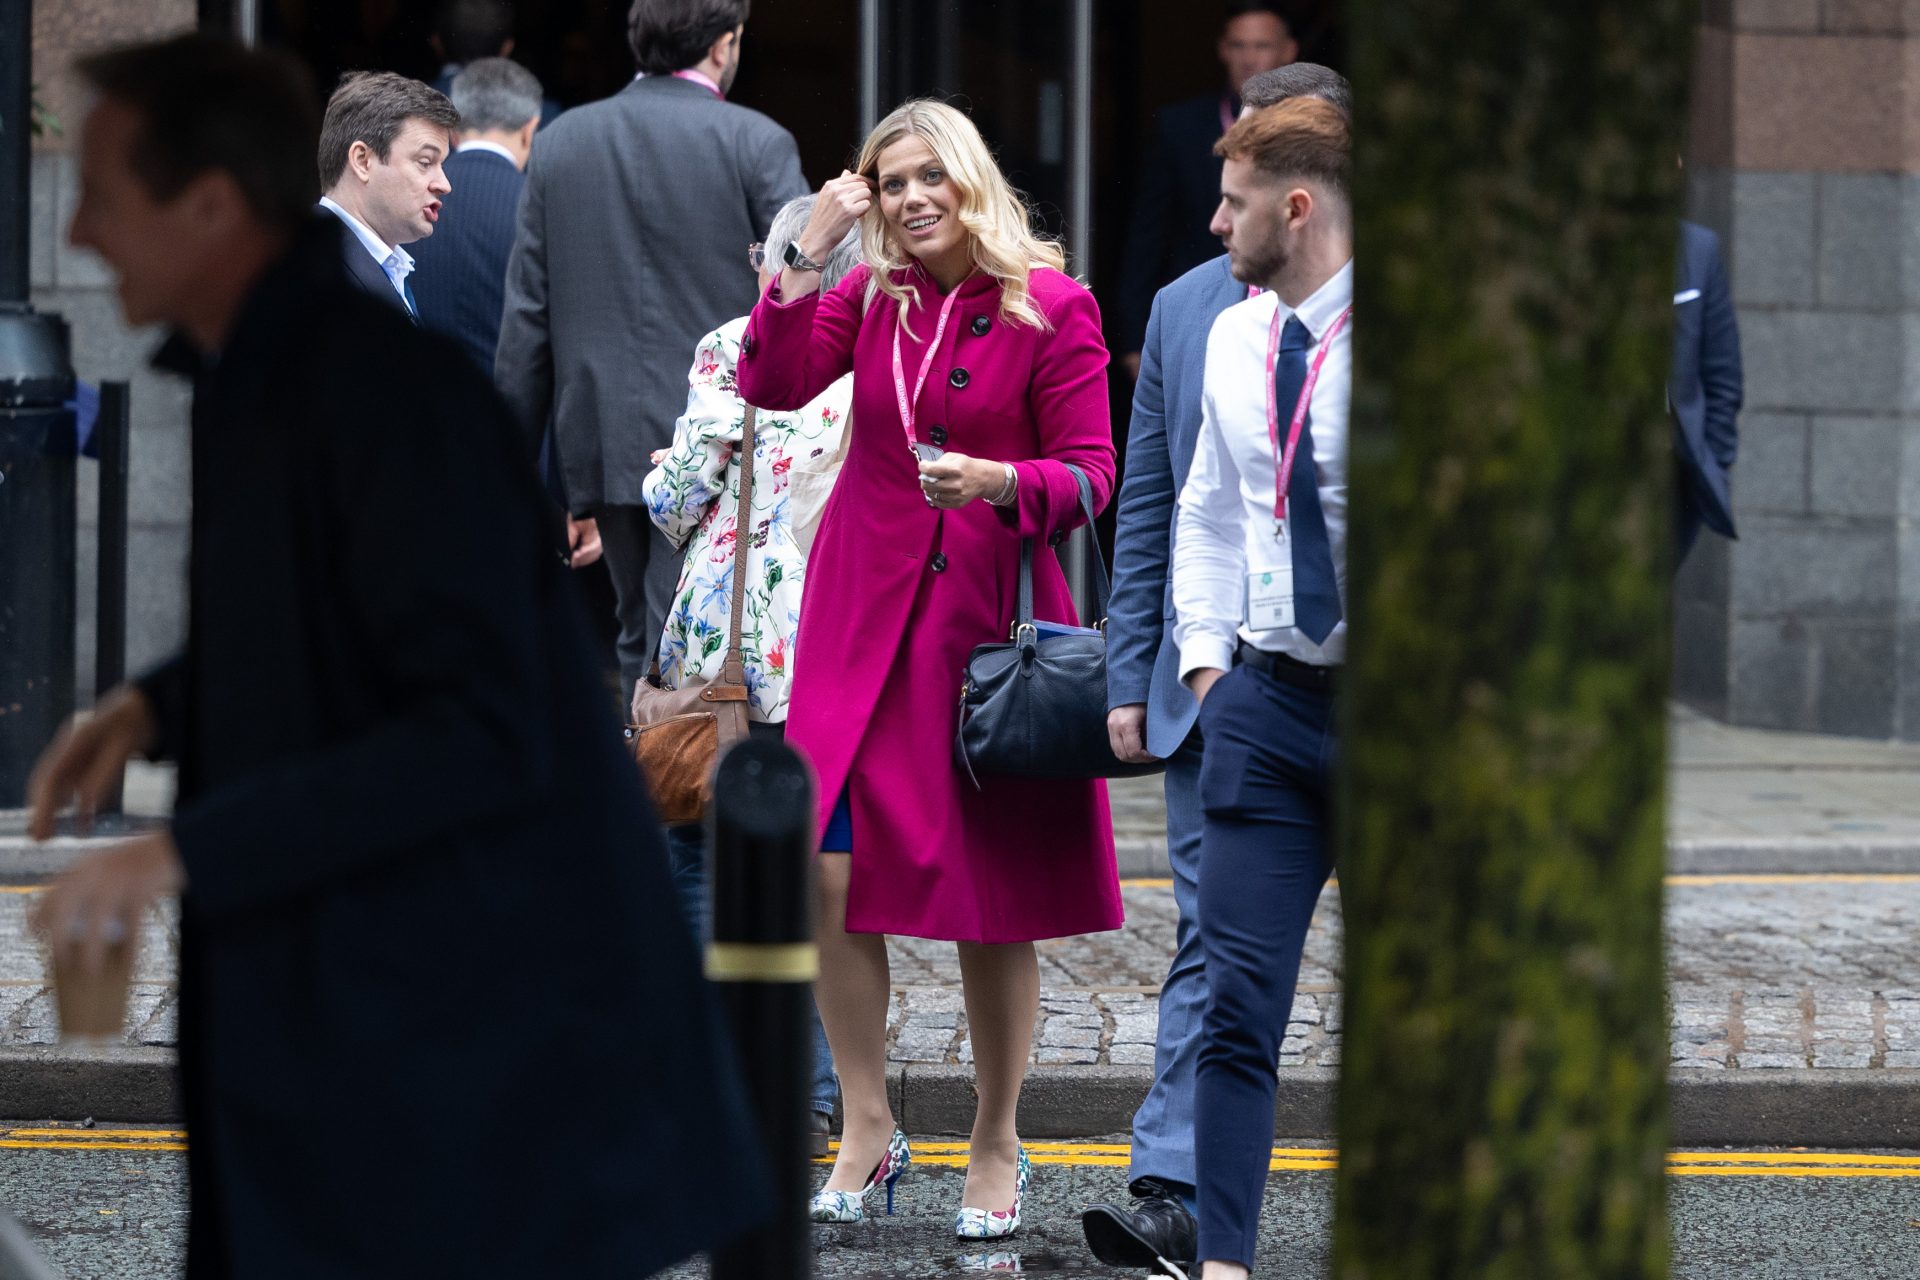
[{"xmin": 1676, "ymin": 0, "xmax": 1920, "ymax": 738}]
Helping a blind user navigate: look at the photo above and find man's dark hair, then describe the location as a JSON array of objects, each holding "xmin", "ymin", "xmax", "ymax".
[
  {"xmin": 451, "ymin": 57, "xmax": 542, "ymax": 132},
  {"xmin": 74, "ymin": 35, "xmax": 320, "ymax": 232},
  {"xmin": 318, "ymin": 72, "xmax": 461, "ymax": 191},
  {"xmin": 1242, "ymin": 63, "xmax": 1350, "ymax": 118},
  {"xmin": 437, "ymin": 0, "xmax": 515, "ymax": 65},
  {"xmin": 627, "ymin": 0, "xmax": 750, "ymax": 75},
  {"xmin": 1224, "ymin": 0, "xmax": 1293, "ymax": 33}
]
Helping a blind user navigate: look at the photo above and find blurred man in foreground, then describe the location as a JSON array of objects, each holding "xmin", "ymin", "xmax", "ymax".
[{"xmin": 33, "ymin": 34, "xmax": 764, "ymax": 1276}]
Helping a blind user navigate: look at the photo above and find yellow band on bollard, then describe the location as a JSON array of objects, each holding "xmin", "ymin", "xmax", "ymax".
[{"xmin": 705, "ymin": 941, "xmax": 819, "ymax": 983}]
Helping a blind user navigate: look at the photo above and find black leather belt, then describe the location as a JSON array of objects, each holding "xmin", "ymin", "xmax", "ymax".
[{"xmin": 1236, "ymin": 639, "xmax": 1339, "ymax": 693}]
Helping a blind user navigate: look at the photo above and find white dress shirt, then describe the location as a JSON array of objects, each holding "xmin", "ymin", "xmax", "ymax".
[
  {"xmin": 1175, "ymin": 259, "xmax": 1353, "ymax": 676},
  {"xmin": 317, "ymin": 195, "xmax": 415, "ymax": 311},
  {"xmin": 455, "ymin": 139, "xmax": 518, "ymax": 165}
]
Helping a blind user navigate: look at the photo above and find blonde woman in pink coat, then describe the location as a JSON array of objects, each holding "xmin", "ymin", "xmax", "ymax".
[{"xmin": 736, "ymin": 100, "xmax": 1123, "ymax": 1241}]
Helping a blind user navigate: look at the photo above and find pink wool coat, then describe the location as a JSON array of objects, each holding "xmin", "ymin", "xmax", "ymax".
[{"xmin": 736, "ymin": 262, "xmax": 1124, "ymax": 943}]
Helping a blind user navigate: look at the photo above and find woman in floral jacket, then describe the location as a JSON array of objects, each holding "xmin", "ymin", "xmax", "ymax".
[
  {"xmin": 640, "ymin": 196, "xmax": 860, "ymax": 1154},
  {"xmin": 644, "ymin": 200, "xmax": 860, "ymax": 721}
]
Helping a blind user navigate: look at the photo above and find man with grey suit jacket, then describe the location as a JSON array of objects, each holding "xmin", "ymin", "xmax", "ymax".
[
  {"xmin": 1082, "ymin": 62, "xmax": 1352, "ymax": 1271},
  {"xmin": 496, "ymin": 0, "xmax": 807, "ymax": 695}
]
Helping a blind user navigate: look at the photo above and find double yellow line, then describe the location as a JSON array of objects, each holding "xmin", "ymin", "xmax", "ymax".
[
  {"xmin": 0, "ymin": 1127, "xmax": 186, "ymax": 1152},
  {"xmin": 4, "ymin": 1130, "xmax": 1916, "ymax": 1179},
  {"xmin": 827, "ymin": 1141, "xmax": 1920, "ymax": 1179}
]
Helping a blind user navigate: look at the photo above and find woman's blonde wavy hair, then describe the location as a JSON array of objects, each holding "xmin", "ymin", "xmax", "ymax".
[{"xmin": 855, "ymin": 99, "xmax": 1065, "ymax": 335}]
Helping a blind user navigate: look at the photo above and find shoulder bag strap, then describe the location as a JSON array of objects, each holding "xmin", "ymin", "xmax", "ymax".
[
  {"xmin": 721, "ymin": 407, "xmax": 756, "ymax": 682},
  {"xmin": 1061, "ymin": 463, "xmax": 1113, "ymax": 624}
]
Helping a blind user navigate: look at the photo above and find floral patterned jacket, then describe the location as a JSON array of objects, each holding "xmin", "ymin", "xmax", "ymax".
[{"xmin": 643, "ymin": 315, "xmax": 852, "ymax": 722}]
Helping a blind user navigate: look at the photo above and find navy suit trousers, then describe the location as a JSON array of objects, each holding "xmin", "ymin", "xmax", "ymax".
[{"xmin": 1192, "ymin": 661, "xmax": 1336, "ymax": 1269}]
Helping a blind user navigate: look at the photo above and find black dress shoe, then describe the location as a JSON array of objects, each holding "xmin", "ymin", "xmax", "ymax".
[
  {"xmin": 808, "ymin": 1111, "xmax": 832, "ymax": 1158},
  {"xmin": 1081, "ymin": 1177, "xmax": 1197, "ymax": 1267}
]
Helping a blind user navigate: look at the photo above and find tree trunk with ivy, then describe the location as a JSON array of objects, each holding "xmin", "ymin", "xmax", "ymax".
[{"xmin": 1332, "ymin": 4, "xmax": 1693, "ymax": 1277}]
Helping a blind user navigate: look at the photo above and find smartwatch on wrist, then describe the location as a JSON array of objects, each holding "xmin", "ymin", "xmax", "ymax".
[{"xmin": 782, "ymin": 240, "xmax": 827, "ymax": 273}]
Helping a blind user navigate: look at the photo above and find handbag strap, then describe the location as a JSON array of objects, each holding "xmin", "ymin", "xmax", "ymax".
[
  {"xmin": 1014, "ymin": 462, "xmax": 1111, "ymax": 630},
  {"xmin": 721, "ymin": 408, "xmax": 756, "ymax": 681}
]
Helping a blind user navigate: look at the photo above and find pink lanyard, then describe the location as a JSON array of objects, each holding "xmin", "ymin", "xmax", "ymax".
[
  {"xmin": 672, "ymin": 68, "xmax": 723, "ymax": 99},
  {"xmin": 1265, "ymin": 303, "xmax": 1352, "ymax": 532},
  {"xmin": 891, "ymin": 285, "xmax": 964, "ymax": 455},
  {"xmin": 1219, "ymin": 95, "xmax": 1236, "ymax": 135}
]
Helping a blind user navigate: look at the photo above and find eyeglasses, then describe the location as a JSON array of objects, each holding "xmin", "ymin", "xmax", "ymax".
[{"xmin": 747, "ymin": 242, "xmax": 767, "ymax": 271}]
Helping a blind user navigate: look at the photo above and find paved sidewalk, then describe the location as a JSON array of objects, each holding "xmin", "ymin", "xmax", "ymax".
[
  {"xmin": 7, "ymin": 707, "xmax": 1920, "ymax": 1143},
  {"xmin": 1106, "ymin": 704, "xmax": 1920, "ymax": 873}
]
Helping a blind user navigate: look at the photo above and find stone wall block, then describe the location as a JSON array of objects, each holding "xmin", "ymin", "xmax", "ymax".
[
  {"xmin": 1820, "ymin": 0, "xmax": 1908, "ymax": 33},
  {"xmin": 29, "ymin": 154, "xmax": 58, "ymax": 289},
  {"xmin": 1809, "ymin": 414, "xmax": 1901, "ymax": 517},
  {"xmin": 1729, "ymin": 172, "xmax": 1816, "ymax": 305},
  {"xmin": 1741, "ymin": 310, "xmax": 1903, "ymax": 413},
  {"xmin": 1817, "ymin": 173, "xmax": 1904, "ymax": 308},
  {"xmin": 49, "ymin": 155, "xmax": 116, "ymax": 291},
  {"xmin": 1729, "ymin": 516, "xmax": 1896, "ymax": 615},
  {"xmin": 1731, "ymin": 411, "xmax": 1811, "ymax": 516},
  {"xmin": 1734, "ymin": 0, "xmax": 1822, "ymax": 29},
  {"xmin": 1814, "ymin": 622, "xmax": 1898, "ymax": 735},
  {"xmin": 1897, "ymin": 617, "xmax": 1920, "ymax": 735},
  {"xmin": 1731, "ymin": 34, "xmax": 1904, "ymax": 171},
  {"xmin": 129, "ymin": 425, "xmax": 191, "ymax": 528},
  {"xmin": 126, "ymin": 525, "xmax": 189, "ymax": 675},
  {"xmin": 1729, "ymin": 618, "xmax": 1814, "ymax": 727},
  {"xmin": 1674, "ymin": 595, "xmax": 1732, "ymax": 715}
]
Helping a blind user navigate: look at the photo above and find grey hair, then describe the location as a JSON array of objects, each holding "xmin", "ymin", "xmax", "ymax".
[
  {"xmin": 450, "ymin": 57, "xmax": 542, "ymax": 133},
  {"xmin": 1241, "ymin": 63, "xmax": 1352, "ymax": 119},
  {"xmin": 765, "ymin": 195, "xmax": 863, "ymax": 293}
]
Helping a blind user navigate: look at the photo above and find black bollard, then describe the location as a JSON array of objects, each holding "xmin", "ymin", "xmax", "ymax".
[{"xmin": 707, "ymin": 738, "xmax": 816, "ymax": 1280}]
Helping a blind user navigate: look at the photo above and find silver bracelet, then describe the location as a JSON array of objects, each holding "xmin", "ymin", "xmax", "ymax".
[{"xmin": 988, "ymin": 462, "xmax": 1018, "ymax": 507}]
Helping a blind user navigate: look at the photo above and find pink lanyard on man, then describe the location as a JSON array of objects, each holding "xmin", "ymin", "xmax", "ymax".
[
  {"xmin": 1264, "ymin": 302, "xmax": 1353, "ymax": 536},
  {"xmin": 891, "ymin": 285, "xmax": 965, "ymax": 456},
  {"xmin": 671, "ymin": 68, "xmax": 723, "ymax": 98}
]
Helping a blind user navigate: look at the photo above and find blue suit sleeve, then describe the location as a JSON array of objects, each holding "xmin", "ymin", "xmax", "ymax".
[
  {"xmin": 1699, "ymin": 233, "xmax": 1742, "ymax": 472},
  {"xmin": 1106, "ymin": 291, "xmax": 1174, "ymax": 710}
]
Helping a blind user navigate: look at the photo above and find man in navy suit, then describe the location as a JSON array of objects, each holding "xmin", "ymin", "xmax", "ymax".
[
  {"xmin": 410, "ymin": 58, "xmax": 541, "ymax": 372},
  {"xmin": 1113, "ymin": 2, "xmax": 1298, "ymax": 380},
  {"xmin": 1082, "ymin": 62, "xmax": 1350, "ymax": 1271},
  {"xmin": 316, "ymin": 72, "xmax": 457, "ymax": 323},
  {"xmin": 1672, "ymin": 219, "xmax": 1742, "ymax": 565}
]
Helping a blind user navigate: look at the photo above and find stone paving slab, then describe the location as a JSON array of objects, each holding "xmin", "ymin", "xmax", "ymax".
[{"xmin": 7, "ymin": 881, "xmax": 1920, "ymax": 1077}]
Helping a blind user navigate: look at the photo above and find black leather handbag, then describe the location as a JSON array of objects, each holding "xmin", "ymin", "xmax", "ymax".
[{"xmin": 954, "ymin": 465, "xmax": 1166, "ymax": 785}]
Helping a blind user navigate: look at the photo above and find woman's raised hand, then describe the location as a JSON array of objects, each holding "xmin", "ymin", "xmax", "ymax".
[{"xmin": 796, "ymin": 171, "xmax": 873, "ymax": 264}]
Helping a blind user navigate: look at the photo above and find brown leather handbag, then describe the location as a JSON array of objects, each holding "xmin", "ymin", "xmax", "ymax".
[{"xmin": 625, "ymin": 408, "xmax": 758, "ymax": 824}]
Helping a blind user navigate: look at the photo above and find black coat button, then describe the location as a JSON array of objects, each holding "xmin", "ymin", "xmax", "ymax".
[
  {"xmin": 930, "ymin": 425, "xmax": 948, "ymax": 446},
  {"xmin": 949, "ymin": 367, "xmax": 970, "ymax": 389},
  {"xmin": 971, "ymin": 315, "xmax": 991, "ymax": 337},
  {"xmin": 930, "ymin": 552, "xmax": 949, "ymax": 573}
]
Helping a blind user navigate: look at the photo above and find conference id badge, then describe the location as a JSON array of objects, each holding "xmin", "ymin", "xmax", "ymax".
[{"xmin": 1246, "ymin": 563, "xmax": 1295, "ymax": 631}]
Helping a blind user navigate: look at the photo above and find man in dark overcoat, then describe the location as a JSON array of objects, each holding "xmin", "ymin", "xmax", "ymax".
[{"xmin": 29, "ymin": 35, "xmax": 767, "ymax": 1276}]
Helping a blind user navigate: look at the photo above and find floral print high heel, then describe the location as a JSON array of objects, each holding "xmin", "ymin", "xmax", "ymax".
[
  {"xmin": 809, "ymin": 1129, "xmax": 912, "ymax": 1223},
  {"xmin": 954, "ymin": 1143, "xmax": 1031, "ymax": 1240}
]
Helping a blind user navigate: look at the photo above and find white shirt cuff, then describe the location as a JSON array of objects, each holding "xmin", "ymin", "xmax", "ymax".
[{"xmin": 1178, "ymin": 634, "xmax": 1238, "ymax": 684}]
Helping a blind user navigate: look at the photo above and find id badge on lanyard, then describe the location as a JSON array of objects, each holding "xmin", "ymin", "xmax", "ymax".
[
  {"xmin": 892, "ymin": 284, "xmax": 965, "ymax": 465},
  {"xmin": 1250, "ymin": 302, "xmax": 1351, "ymax": 631}
]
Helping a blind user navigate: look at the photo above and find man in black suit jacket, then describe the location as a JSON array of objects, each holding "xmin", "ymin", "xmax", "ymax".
[
  {"xmin": 316, "ymin": 72, "xmax": 458, "ymax": 323},
  {"xmin": 37, "ymin": 36, "xmax": 767, "ymax": 1275},
  {"xmin": 1672, "ymin": 219, "xmax": 1742, "ymax": 565},
  {"xmin": 410, "ymin": 57, "xmax": 540, "ymax": 372},
  {"xmin": 1114, "ymin": 2, "xmax": 1298, "ymax": 378}
]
